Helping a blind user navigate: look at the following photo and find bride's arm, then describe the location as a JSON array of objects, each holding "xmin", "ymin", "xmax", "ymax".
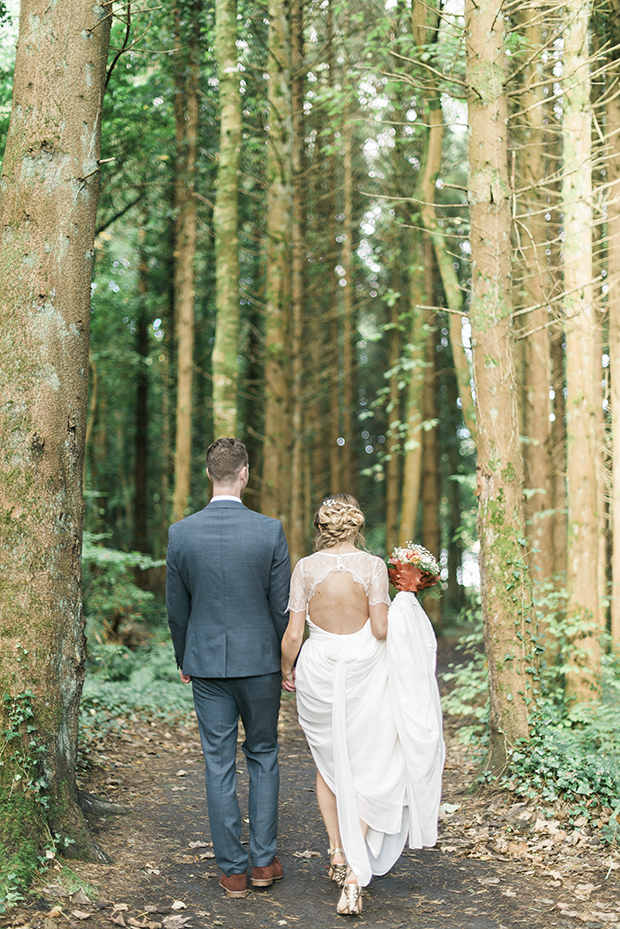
[
  {"xmin": 369, "ymin": 602, "xmax": 388, "ymax": 641},
  {"xmin": 281, "ymin": 610, "xmax": 306, "ymax": 689}
]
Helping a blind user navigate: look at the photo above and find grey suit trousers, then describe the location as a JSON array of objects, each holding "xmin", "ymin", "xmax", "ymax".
[{"xmin": 191, "ymin": 672, "xmax": 282, "ymax": 874}]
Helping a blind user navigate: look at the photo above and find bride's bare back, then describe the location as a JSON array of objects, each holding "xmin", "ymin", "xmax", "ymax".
[{"xmin": 288, "ymin": 548, "xmax": 391, "ymax": 639}]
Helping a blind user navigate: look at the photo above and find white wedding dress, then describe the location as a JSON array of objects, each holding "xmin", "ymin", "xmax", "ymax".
[{"xmin": 288, "ymin": 551, "xmax": 445, "ymax": 887}]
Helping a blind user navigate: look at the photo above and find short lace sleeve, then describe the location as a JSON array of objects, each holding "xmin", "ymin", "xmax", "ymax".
[
  {"xmin": 286, "ymin": 559, "xmax": 307, "ymax": 613},
  {"xmin": 368, "ymin": 557, "xmax": 391, "ymax": 606}
]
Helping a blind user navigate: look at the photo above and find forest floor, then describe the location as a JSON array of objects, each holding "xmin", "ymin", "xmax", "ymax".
[{"xmin": 3, "ymin": 642, "xmax": 620, "ymax": 929}]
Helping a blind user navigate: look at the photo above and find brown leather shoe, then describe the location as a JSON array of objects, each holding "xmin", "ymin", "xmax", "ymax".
[
  {"xmin": 251, "ymin": 856, "xmax": 283, "ymax": 887},
  {"xmin": 219, "ymin": 872, "xmax": 248, "ymax": 898}
]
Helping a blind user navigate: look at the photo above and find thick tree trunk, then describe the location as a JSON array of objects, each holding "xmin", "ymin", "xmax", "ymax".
[
  {"xmin": 466, "ymin": 0, "xmax": 534, "ymax": 768},
  {"xmin": 0, "ymin": 0, "xmax": 111, "ymax": 877},
  {"xmin": 261, "ymin": 0, "xmax": 293, "ymax": 528},
  {"xmin": 562, "ymin": 0, "xmax": 601, "ymax": 699},
  {"xmin": 212, "ymin": 0, "xmax": 242, "ymax": 437},
  {"xmin": 171, "ymin": 2, "xmax": 200, "ymax": 524}
]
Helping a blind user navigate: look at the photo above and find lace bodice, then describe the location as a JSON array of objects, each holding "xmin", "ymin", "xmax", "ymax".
[{"xmin": 287, "ymin": 550, "xmax": 391, "ymax": 613}]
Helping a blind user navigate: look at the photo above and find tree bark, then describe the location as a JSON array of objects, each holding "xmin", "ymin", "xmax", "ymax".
[
  {"xmin": 134, "ymin": 219, "xmax": 149, "ymax": 555},
  {"xmin": 212, "ymin": 0, "xmax": 242, "ymax": 437},
  {"xmin": 171, "ymin": 1, "xmax": 201, "ymax": 524},
  {"xmin": 466, "ymin": 0, "xmax": 535, "ymax": 768},
  {"xmin": 516, "ymin": 13, "xmax": 554, "ymax": 588},
  {"xmin": 289, "ymin": 0, "xmax": 306, "ymax": 564},
  {"xmin": 562, "ymin": 0, "xmax": 601, "ymax": 699},
  {"xmin": 341, "ymin": 114, "xmax": 356, "ymax": 495},
  {"xmin": 0, "ymin": 0, "xmax": 111, "ymax": 875},
  {"xmin": 607, "ymin": 1, "xmax": 620, "ymax": 647},
  {"xmin": 261, "ymin": 0, "xmax": 293, "ymax": 528}
]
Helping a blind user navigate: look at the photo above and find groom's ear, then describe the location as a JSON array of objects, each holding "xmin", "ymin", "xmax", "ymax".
[{"xmin": 206, "ymin": 467, "xmax": 212, "ymax": 482}]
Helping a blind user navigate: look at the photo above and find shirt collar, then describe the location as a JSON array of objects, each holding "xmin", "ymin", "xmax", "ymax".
[{"xmin": 210, "ymin": 494, "xmax": 242, "ymax": 503}]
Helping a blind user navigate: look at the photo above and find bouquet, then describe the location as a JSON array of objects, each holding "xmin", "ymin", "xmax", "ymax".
[{"xmin": 387, "ymin": 542, "xmax": 440, "ymax": 594}]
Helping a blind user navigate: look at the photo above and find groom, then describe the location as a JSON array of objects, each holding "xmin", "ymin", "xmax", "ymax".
[{"xmin": 166, "ymin": 437, "xmax": 291, "ymax": 898}]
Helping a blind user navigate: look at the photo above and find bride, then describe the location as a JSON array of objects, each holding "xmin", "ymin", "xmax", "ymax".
[{"xmin": 280, "ymin": 494, "xmax": 444, "ymax": 915}]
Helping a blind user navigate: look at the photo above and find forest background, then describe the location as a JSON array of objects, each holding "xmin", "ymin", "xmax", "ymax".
[{"xmin": 2, "ymin": 0, "xmax": 620, "ymax": 902}]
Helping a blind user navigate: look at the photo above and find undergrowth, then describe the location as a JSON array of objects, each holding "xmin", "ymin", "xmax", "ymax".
[{"xmin": 441, "ymin": 594, "xmax": 620, "ymax": 840}]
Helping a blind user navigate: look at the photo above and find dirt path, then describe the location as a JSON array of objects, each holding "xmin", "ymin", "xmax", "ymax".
[{"xmin": 4, "ymin": 647, "xmax": 620, "ymax": 929}]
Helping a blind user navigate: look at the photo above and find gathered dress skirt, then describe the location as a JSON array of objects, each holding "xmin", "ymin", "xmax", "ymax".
[{"xmin": 295, "ymin": 590, "xmax": 445, "ymax": 887}]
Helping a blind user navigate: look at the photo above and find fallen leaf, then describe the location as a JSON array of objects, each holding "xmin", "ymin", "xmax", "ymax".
[
  {"xmin": 477, "ymin": 877, "xmax": 500, "ymax": 886},
  {"xmin": 42, "ymin": 886, "xmax": 67, "ymax": 898},
  {"xmin": 188, "ymin": 841, "xmax": 210, "ymax": 849},
  {"xmin": 292, "ymin": 850, "xmax": 321, "ymax": 859},
  {"xmin": 176, "ymin": 770, "xmax": 188, "ymax": 777},
  {"xmin": 48, "ymin": 908, "xmax": 63, "ymax": 919},
  {"xmin": 112, "ymin": 905, "xmax": 129, "ymax": 912},
  {"xmin": 170, "ymin": 903, "xmax": 186, "ymax": 911},
  {"xmin": 171, "ymin": 787, "xmax": 187, "ymax": 792},
  {"xmin": 71, "ymin": 890, "xmax": 92, "ymax": 906},
  {"xmin": 439, "ymin": 803, "xmax": 461, "ymax": 817},
  {"xmin": 127, "ymin": 919, "xmax": 149, "ymax": 928},
  {"xmin": 71, "ymin": 912, "xmax": 91, "ymax": 921},
  {"xmin": 197, "ymin": 851, "xmax": 215, "ymax": 860},
  {"xmin": 111, "ymin": 915, "xmax": 126, "ymax": 927},
  {"xmin": 162, "ymin": 917, "xmax": 192, "ymax": 929}
]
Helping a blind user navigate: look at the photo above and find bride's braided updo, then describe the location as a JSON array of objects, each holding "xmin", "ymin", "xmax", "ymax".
[{"xmin": 313, "ymin": 493, "xmax": 366, "ymax": 551}]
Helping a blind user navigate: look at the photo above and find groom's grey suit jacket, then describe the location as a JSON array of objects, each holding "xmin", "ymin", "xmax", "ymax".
[{"xmin": 166, "ymin": 499, "xmax": 291, "ymax": 678}]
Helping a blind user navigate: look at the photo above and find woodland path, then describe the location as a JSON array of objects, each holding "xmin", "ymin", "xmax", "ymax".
[{"xmin": 5, "ymin": 644, "xmax": 620, "ymax": 929}]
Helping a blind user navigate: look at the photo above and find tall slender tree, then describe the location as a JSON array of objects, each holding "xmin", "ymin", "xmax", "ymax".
[
  {"xmin": 171, "ymin": 0, "xmax": 201, "ymax": 523},
  {"xmin": 562, "ymin": 0, "xmax": 601, "ymax": 698},
  {"xmin": 261, "ymin": 0, "xmax": 293, "ymax": 527},
  {"xmin": 212, "ymin": 0, "xmax": 242, "ymax": 437}
]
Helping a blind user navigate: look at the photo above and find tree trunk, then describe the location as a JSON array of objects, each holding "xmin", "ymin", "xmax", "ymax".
[
  {"xmin": 0, "ymin": 0, "xmax": 111, "ymax": 877},
  {"xmin": 289, "ymin": 0, "xmax": 306, "ymax": 564},
  {"xmin": 171, "ymin": 2, "xmax": 200, "ymax": 524},
  {"xmin": 341, "ymin": 114, "xmax": 356, "ymax": 495},
  {"xmin": 607, "ymin": 3, "xmax": 620, "ymax": 647},
  {"xmin": 385, "ymin": 281, "xmax": 403, "ymax": 554},
  {"xmin": 562, "ymin": 0, "xmax": 601, "ymax": 699},
  {"xmin": 212, "ymin": 0, "xmax": 242, "ymax": 437},
  {"xmin": 421, "ymin": 285, "xmax": 442, "ymax": 632},
  {"xmin": 261, "ymin": 0, "xmax": 293, "ymax": 528},
  {"xmin": 466, "ymin": 0, "xmax": 534, "ymax": 768},
  {"xmin": 550, "ymin": 326, "xmax": 567, "ymax": 578},
  {"xmin": 517, "ymin": 13, "xmax": 554, "ymax": 588},
  {"xmin": 398, "ymin": 239, "xmax": 425, "ymax": 545},
  {"xmin": 134, "ymin": 220, "xmax": 149, "ymax": 555}
]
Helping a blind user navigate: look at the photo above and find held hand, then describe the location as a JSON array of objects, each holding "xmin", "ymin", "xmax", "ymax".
[
  {"xmin": 180, "ymin": 670, "xmax": 192, "ymax": 684},
  {"xmin": 281, "ymin": 668, "xmax": 296, "ymax": 692}
]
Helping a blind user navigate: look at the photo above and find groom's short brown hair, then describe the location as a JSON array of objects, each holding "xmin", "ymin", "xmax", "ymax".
[{"xmin": 206, "ymin": 437, "xmax": 249, "ymax": 484}]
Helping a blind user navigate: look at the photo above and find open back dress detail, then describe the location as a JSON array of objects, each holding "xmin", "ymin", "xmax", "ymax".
[{"xmin": 288, "ymin": 551, "xmax": 445, "ymax": 887}]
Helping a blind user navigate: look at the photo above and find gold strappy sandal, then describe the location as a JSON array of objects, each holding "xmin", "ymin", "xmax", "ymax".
[
  {"xmin": 328, "ymin": 847, "xmax": 348, "ymax": 886},
  {"xmin": 337, "ymin": 872, "xmax": 362, "ymax": 916}
]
